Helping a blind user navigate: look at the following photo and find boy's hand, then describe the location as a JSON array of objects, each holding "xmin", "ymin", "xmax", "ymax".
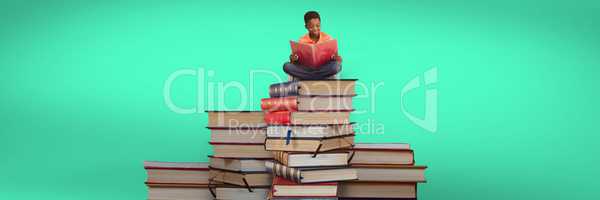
[
  {"xmin": 331, "ymin": 54, "xmax": 342, "ymax": 63},
  {"xmin": 290, "ymin": 54, "xmax": 299, "ymax": 63}
]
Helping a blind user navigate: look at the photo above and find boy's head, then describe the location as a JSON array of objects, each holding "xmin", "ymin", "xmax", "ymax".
[{"xmin": 304, "ymin": 11, "xmax": 321, "ymax": 37}]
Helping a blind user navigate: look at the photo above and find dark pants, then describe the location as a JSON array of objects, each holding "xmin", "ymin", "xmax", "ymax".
[{"xmin": 283, "ymin": 61, "xmax": 341, "ymax": 80}]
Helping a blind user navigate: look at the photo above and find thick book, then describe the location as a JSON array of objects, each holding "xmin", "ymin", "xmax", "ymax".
[
  {"xmin": 272, "ymin": 176, "xmax": 338, "ymax": 197},
  {"xmin": 349, "ymin": 143, "xmax": 414, "ymax": 165},
  {"xmin": 144, "ymin": 161, "xmax": 210, "ymax": 185},
  {"xmin": 261, "ymin": 96, "xmax": 354, "ymax": 112},
  {"xmin": 273, "ymin": 151, "xmax": 349, "ymax": 168},
  {"xmin": 339, "ymin": 182, "xmax": 417, "ymax": 199},
  {"xmin": 351, "ymin": 164, "xmax": 427, "ymax": 182},
  {"xmin": 267, "ymin": 124, "xmax": 354, "ymax": 139},
  {"xmin": 215, "ymin": 185, "xmax": 270, "ymax": 200},
  {"xmin": 209, "ymin": 156, "xmax": 271, "ymax": 172},
  {"xmin": 147, "ymin": 186, "xmax": 213, "ymax": 200},
  {"xmin": 265, "ymin": 161, "xmax": 357, "ymax": 184},
  {"xmin": 290, "ymin": 39, "xmax": 338, "ymax": 68},
  {"xmin": 265, "ymin": 134, "xmax": 355, "ymax": 152},
  {"xmin": 210, "ymin": 142, "xmax": 273, "ymax": 158},
  {"xmin": 269, "ymin": 79, "xmax": 357, "ymax": 97},
  {"xmin": 264, "ymin": 111, "xmax": 351, "ymax": 125},
  {"xmin": 269, "ymin": 192, "xmax": 339, "ymax": 200},
  {"xmin": 209, "ymin": 167, "xmax": 272, "ymax": 187},
  {"xmin": 206, "ymin": 111, "xmax": 266, "ymax": 128},
  {"xmin": 208, "ymin": 127, "xmax": 266, "ymax": 144}
]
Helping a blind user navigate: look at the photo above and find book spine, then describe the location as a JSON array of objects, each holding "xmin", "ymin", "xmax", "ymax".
[
  {"xmin": 269, "ymin": 82, "xmax": 299, "ymax": 97},
  {"xmin": 265, "ymin": 161, "xmax": 302, "ymax": 183},
  {"xmin": 264, "ymin": 111, "xmax": 291, "ymax": 125},
  {"xmin": 260, "ymin": 97, "xmax": 298, "ymax": 112}
]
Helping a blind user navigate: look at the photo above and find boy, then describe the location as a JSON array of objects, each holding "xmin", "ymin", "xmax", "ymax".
[{"xmin": 284, "ymin": 11, "xmax": 342, "ymax": 80}]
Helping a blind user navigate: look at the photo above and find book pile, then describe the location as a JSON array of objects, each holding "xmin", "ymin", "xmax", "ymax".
[
  {"xmin": 340, "ymin": 143, "xmax": 427, "ymax": 199},
  {"xmin": 261, "ymin": 80, "xmax": 359, "ymax": 199},
  {"xmin": 206, "ymin": 111, "xmax": 273, "ymax": 199},
  {"xmin": 143, "ymin": 77, "xmax": 428, "ymax": 200}
]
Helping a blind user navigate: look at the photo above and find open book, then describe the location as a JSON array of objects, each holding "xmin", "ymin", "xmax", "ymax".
[{"xmin": 290, "ymin": 39, "xmax": 338, "ymax": 68}]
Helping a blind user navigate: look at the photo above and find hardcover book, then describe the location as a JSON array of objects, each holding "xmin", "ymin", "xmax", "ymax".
[
  {"xmin": 209, "ymin": 156, "xmax": 271, "ymax": 172},
  {"xmin": 265, "ymin": 161, "xmax": 357, "ymax": 183},
  {"xmin": 264, "ymin": 111, "xmax": 351, "ymax": 125},
  {"xmin": 265, "ymin": 134, "xmax": 355, "ymax": 152},
  {"xmin": 261, "ymin": 96, "xmax": 354, "ymax": 112},
  {"xmin": 269, "ymin": 79, "xmax": 357, "ymax": 97},
  {"xmin": 215, "ymin": 185, "xmax": 270, "ymax": 200},
  {"xmin": 351, "ymin": 164, "xmax": 427, "ymax": 183},
  {"xmin": 147, "ymin": 186, "xmax": 213, "ymax": 200},
  {"xmin": 339, "ymin": 182, "xmax": 417, "ymax": 199},
  {"xmin": 273, "ymin": 151, "xmax": 349, "ymax": 168},
  {"xmin": 267, "ymin": 124, "xmax": 354, "ymax": 139},
  {"xmin": 271, "ymin": 176, "xmax": 338, "ymax": 197},
  {"xmin": 290, "ymin": 39, "xmax": 338, "ymax": 68},
  {"xmin": 208, "ymin": 127, "xmax": 267, "ymax": 144},
  {"xmin": 206, "ymin": 111, "xmax": 266, "ymax": 128},
  {"xmin": 144, "ymin": 161, "xmax": 210, "ymax": 185},
  {"xmin": 210, "ymin": 142, "xmax": 273, "ymax": 158},
  {"xmin": 209, "ymin": 167, "xmax": 272, "ymax": 188},
  {"xmin": 349, "ymin": 143, "xmax": 414, "ymax": 165}
]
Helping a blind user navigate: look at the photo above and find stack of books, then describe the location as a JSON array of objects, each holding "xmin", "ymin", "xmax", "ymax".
[
  {"xmin": 340, "ymin": 143, "xmax": 427, "ymax": 199},
  {"xmin": 206, "ymin": 111, "xmax": 273, "ymax": 199},
  {"xmin": 261, "ymin": 79, "xmax": 359, "ymax": 199},
  {"xmin": 143, "ymin": 161, "xmax": 212, "ymax": 200},
  {"xmin": 143, "ymin": 79, "xmax": 429, "ymax": 199}
]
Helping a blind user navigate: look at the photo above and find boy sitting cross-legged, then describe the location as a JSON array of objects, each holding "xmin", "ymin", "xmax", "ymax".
[{"xmin": 284, "ymin": 11, "xmax": 342, "ymax": 80}]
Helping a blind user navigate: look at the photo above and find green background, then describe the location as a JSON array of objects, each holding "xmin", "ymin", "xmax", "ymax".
[{"xmin": 1, "ymin": 0, "xmax": 598, "ymax": 199}]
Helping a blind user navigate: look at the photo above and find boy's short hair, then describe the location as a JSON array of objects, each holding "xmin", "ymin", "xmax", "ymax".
[{"xmin": 304, "ymin": 11, "xmax": 320, "ymax": 24}]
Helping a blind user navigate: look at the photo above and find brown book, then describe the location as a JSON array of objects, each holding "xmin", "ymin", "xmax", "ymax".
[
  {"xmin": 265, "ymin": 134, "xmax": 355, "ymax": 152},
  {"xmin": 208, "ymin": 127, "xmax": 266, "ymax": 143},
  {"xmin": 209, "ymin": 167, "xmax": 272, "ymax": 187},
  {"xmin": 215, "ymin": 185, "xmax": 270, "ymax": 200},
  {"xmin": 273, "ymin": 151, "xmax": 349, "ymax": 168},
  {"xmin": 271, "ymin": 176, "xmax": 338, "ymax": 197},
  {"xmin": 349, "ymin": 143, "xmax": 414, "ymax": 165},
  {"xmin": 209, "ymin": 156, "xmax": 271, "ymax": 172},
  {"xmin": 267, "ymin": 123, "xmax": 354, "ymax": 139},
  {"xmin": 351, "ymin": 164, "xmax": 427, "ymax": 183},
  {"xmin": 339, "ymin": 182, "xmax": 417, "ymax": 199},
  {"xmin": 265, "ymin": 161, "xmax": 357, "ymax": 184},
  {"xmin": 268, "ymin": 191, "xmax": 340, "ymax": 200},
  {"xmin": 265, "ymin": 111, "xmax": 352, "ymax": 125},
  {"xmin": 206, "ymin": 111, "xmax": 266, "ymax": 128},
  {"xmin": 147, "ymin": 186, "xmax": 213, "ymax": 200},
  {"xmin": 210, "ymin": 142, "xmax": 273, "ymax": 158},
  {"xmin": 144, "ymin": 161, "xmax": 210, "ymax": 185}
]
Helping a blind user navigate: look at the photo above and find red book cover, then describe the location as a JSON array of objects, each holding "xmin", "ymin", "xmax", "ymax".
[
  {"xmin": 264, "ymin": 111, "xmax": 291, "ymax": 125},
  {"xmin": 290, "ymin": 39, "xmax": 338, "ymax": 68},
  {"xmin": 261, "ymin": 96, "xmax": 298, "ymax": 112}
]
